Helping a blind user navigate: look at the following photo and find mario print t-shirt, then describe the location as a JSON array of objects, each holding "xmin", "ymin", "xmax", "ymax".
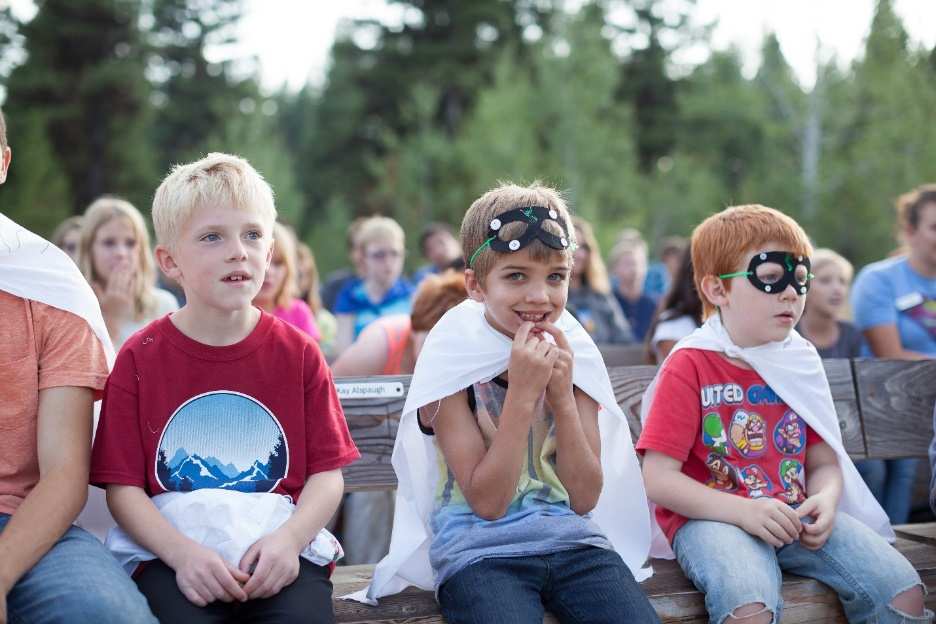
[{"xmin": 636, "ymin": 348, "xmax": 821, "ymax": 545}]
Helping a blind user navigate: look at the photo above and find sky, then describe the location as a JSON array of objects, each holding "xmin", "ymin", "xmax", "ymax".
[
  {"xmin": 4, "ymin": 1, "xmax": 936, "ymax": 93},
  {"xmin": 230, "ymin": 0, "xmax": 936, "ymax": 92}
]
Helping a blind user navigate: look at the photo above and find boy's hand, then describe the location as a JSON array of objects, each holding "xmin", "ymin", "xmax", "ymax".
[
  {"xmin": 238, "ymin": 528, "xmax": 302, "ymax": 600},
  {"xmin": 538, "ymin": 323, "xmax": 575, "ymax": 412},
  {"xmin": 173, "ymin": 543, "xmax": 249, "ymax": 606},
  {"xmin": 508, "ymin": 322, "xmax": 559, "ymax": 399},
  {"xmin": 796, "ymin": 490, "xmax": 837, "ymax": 550},
  {"xmin": 97, "ymin": 264, "xmax": 136, "ymax": 320},
  {"xmin": 738, "ymin": 497, "xmax": 802, "ymax": 547}
]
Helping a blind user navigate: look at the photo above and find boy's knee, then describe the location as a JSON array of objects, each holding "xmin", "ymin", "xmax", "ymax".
[
  {"xmin": 889, "ymin": 584, "xmax": 926, "ymax": 619},
  {"xmin": 725, "ymin": 602, "xmax": 773, "ymax": 624}
]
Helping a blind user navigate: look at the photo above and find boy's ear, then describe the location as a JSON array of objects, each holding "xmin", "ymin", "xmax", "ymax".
[
  {"xmin": 699, "ymin": 274, "xmax": 729, "ymax": 309},
  {"xmin": 155, "ymin": 244, "xmax": 181, "ymax": 281},
  {"xmin": 464, "ymin": 269, "xmax": 486, "ymax": 303},
  {"xmin": 0, "ymin": 146, "xmax": 11, "ymax": 185}
]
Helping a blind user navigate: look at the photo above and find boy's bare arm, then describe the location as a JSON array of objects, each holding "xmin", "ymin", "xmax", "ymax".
[
  {"xmin": 434, "ymin": 388, "xmax": 536, "ymax": 520},
  {"xmin": 797, "ymin": 441, "xmax": 842, "ymax": 550},
  {"xmin": 434, "ymin": 323, "xmax": 557, "ymax": 520},
  {"xmin": 642, "ymin": 450, "xmax": 802, "ymax": 547},
  {"xmin": 107, "ymin": 485, "xmax": 249, "ymax": 606},
  {"xmin": 0, "ymin": 386, "xmax": 94, "ymax": 595},
  {"xmin": 238, "ymin": 468, "xmax": 344, "ymax": 599},
  {"xmin": 540, "ymin": 324, "xmax": 602, "ymax": 514},
  {"xmin": 551, "ymin": 389, "xmax": 602, "ymax": 514}
]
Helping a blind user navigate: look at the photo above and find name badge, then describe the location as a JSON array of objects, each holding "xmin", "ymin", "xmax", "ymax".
[{"xmin": 896, "ymin": 292, "xmax": 925, "ymax": 311}]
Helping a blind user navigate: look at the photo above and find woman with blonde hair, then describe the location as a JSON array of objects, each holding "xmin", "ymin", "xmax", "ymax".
[
  {"xmin": 797, "ymin": 248, "xmax": 865, "ymax": 358},
  {"xmin": 253, "ymin": 221, "xmax": 320, "ymax": 339},
  {"xmin": 568, "ymin": 216, "xmax": 634, "ymax": 343},
  {"xmin": 296, "ymin": 240, "xmax": 337, "ymax": 357},
  {"xmin": 79, "ymin": 196, "xmax": 177, "ymax": 347}
]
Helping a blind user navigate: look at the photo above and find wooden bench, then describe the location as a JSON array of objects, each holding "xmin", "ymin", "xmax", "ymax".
[{"xmin": 333, "ymin": 358, "xmax": 936, "ymax": 623}]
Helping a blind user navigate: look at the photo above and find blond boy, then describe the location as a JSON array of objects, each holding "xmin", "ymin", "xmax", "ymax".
[
  {"xmin": 638, "ymin": 205, "xmax": 928, "ymax": 623},
  {"xmin": 91, "ymin": 153, "xmax": 359, "ymax": 623},
  {"xmin": 333, "ymin": 215, "xmax": 413, "ymax": 354}
]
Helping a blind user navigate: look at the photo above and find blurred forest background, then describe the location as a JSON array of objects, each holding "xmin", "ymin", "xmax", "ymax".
[{"xmin": 1, "ymin": 0, "xmax": 935, "ymax": 273}]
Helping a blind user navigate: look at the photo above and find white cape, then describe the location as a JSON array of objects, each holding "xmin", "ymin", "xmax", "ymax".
[
  {"xmin": 0, "ymin": 213, "xmax": 114, "ymax": 368},
  {"xmin": 346, "ymin": 299, "xmax": 652, "ymax": 605},
  {"xmin": 0, "ymin": 213, "xmax": 117, "ymax": 539},
  {"xmin": 639, "ymin": 314, "xmax": 893, "ymax": 559}
]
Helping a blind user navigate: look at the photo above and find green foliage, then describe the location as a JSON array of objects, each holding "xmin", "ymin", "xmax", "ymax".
[
  {"xmin": 1, "ymin": 0, "xmax": 934, "ymax": 276},
  {"xmin": 4, "ymin": 0, "xmax": 154, "ymax": 216}
]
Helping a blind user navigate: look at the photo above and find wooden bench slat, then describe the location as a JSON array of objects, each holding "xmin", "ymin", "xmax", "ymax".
[
  {"xmin": 855, "ymin": 359, "xmax": 936, "ymax": 459},
  {"xmin": 332, "ymin": 360, "xmax": 936, "ymax": 622},
  {"xmin": 333, "ymin": 531, "xmax": 936, "ymax": 624}
]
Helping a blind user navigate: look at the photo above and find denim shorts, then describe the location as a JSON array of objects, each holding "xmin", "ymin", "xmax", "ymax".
[{"xmin": 672, "ymin": 513, "xmax": 931, "ymax": 624}]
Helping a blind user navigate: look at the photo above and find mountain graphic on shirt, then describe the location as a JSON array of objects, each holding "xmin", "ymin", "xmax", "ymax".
[{"xmin": 155, "ymin": 391, "xmax": 288, "ymax": 493}]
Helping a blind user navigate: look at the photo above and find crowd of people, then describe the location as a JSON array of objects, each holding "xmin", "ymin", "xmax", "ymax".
[{"xmin": 2, "ymin": 99, "xmax": 936, "ymax": 624}]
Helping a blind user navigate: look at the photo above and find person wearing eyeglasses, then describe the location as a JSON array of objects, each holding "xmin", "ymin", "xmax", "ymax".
[{"xmin": 333, "ymin": 216, "xmax": 414, "ymax": 355}]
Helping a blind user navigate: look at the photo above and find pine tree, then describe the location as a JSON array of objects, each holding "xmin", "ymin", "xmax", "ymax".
[
  {"xmin": 4, "ymin": 0, "xmax": 154, "ymax": 214},
  {"xmin": 147, "ymin": 0, "xmax": 259, "ymax": 173}
]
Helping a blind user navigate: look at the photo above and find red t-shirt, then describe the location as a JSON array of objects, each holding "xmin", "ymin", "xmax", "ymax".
[
  {"xmin": 91, "ymin": 312, "xmax": 359, "ymax": 503},
  {"xmin": 636, "ymin": 348, "xmax": 821, "ymax": 545}
]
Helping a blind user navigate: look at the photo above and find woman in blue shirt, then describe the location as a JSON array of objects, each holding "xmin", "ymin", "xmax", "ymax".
[{"xmin": 852, "ymin": 184, "xmax": 936, "ymax": 524}]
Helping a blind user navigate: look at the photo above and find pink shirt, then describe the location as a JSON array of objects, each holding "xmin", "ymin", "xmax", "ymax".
[{"xmin": 274, "ymin": 299, "xmax": 321, "ymax": 342}]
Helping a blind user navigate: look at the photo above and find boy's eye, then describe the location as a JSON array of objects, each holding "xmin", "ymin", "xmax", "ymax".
[
  {"xmin": 245, "ymin": 230, "xmax": 262, "ymax": 240},
  {"xmin": 548, "ymin": 272, "xmax": 567, "ymax": 282},
  {"xmin": 200, "ymin": 233, "xmax": 220, "ymax": 242},
  {"xmin": 507, "ymin": 272, "xmax": 525, "ymax": 281}
]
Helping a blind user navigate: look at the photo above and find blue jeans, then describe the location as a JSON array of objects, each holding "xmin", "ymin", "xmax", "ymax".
[
  {"xmin": 857, "ymin": 458, "xmax": 920, "ymax": 524},
  {"xmin": 0, "ymin": 515, "xmax": 156, "ymax": 624},
  {"xmin": 673, "ymin": 513, "xmax": 931, "ymax": 624},
  {"xmin": 438, "ymin": 546, "xmax": 659, "ymax": 623}
]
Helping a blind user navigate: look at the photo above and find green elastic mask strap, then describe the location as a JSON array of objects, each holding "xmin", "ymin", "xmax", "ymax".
[
  {"xmin": 718, "ymin": 270, "xmax": 751, "ymax": 279},
  {"xmin": 468, "ymin": 236, "xmax": 496, "ymax": 268}
]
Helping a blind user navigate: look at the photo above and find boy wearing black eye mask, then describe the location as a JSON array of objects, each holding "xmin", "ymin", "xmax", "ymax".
[{"xmin": 637, "ymin": 204, "xmax": 930, "ymax": 624}]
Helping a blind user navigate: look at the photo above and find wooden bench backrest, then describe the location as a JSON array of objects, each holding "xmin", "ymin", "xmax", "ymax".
[{"xmin": 336, "ymin": 358, "xmax": 936, "ymax": 492}]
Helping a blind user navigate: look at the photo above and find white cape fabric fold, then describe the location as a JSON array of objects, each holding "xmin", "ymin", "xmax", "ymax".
[
  {"xmin": 106, "ymin": 490, "xmax": 344, "ymax": 574},
  {"xmin": 345, "ymin": 299, "xmax": 652, "ymax": 605},
  {"xmin": 0, "ymin": 213, "xmax": 115, "ymax": 368},
  {"xmin": 639, "ymin": 314, "xmax": 893, "ymax": 559}
]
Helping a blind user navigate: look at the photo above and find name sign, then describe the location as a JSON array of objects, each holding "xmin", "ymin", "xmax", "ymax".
[{"xmin": 336, "ymin": 382, "xmax": 405, "ymax": 400}]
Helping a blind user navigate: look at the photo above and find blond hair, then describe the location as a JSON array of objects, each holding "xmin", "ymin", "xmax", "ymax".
[
  {"xmin": 608, "ymin": 229, "xmax": 648, "ymax": 268},
  {"xmin": 691, "ymin": 204, "xmax": 813, "ymax": 319},
  {"xmin": 296, "ymin": 241, "xmax": 323, "ymax": 315},
  {"xmin": 79, "ymin": 196, "xmax": 158, "ymax": 320},
  {"xmin": 461, "ymin": 181, "xmax": 575, "ymax": 284},
  {"xmin": 354, "ymin": 215, "xmax": 405, "ymax": 251},
  {"xmin": 51, "ymin": 215, "xmax": 84, "ymax": 249},
  {"xmin": 811, "ymin": 248, "xmax": 854, "ymax": 282},
  {"xmin": 152, "ymin": 152, "xmax": 276, "ymax": 249},
  {"xmin": 572, "ymin": 216, "xmax": 611, "ymax": 294},
  {"xmin": 0, "ymin": 107, "xmax": 7, "ymax": 152},
  {"xmin": 270, "ymin": 221, "xmax": 299, "ymax": 309}
]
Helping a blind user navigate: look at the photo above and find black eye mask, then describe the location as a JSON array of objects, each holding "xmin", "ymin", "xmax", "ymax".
[
  {"xmin": 719, "ymin": 251, "xmax": 813, "ymax": 295},
  {"xmin": 468, "ymin": 205, "xmax": 571, "ymax": 267}
]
